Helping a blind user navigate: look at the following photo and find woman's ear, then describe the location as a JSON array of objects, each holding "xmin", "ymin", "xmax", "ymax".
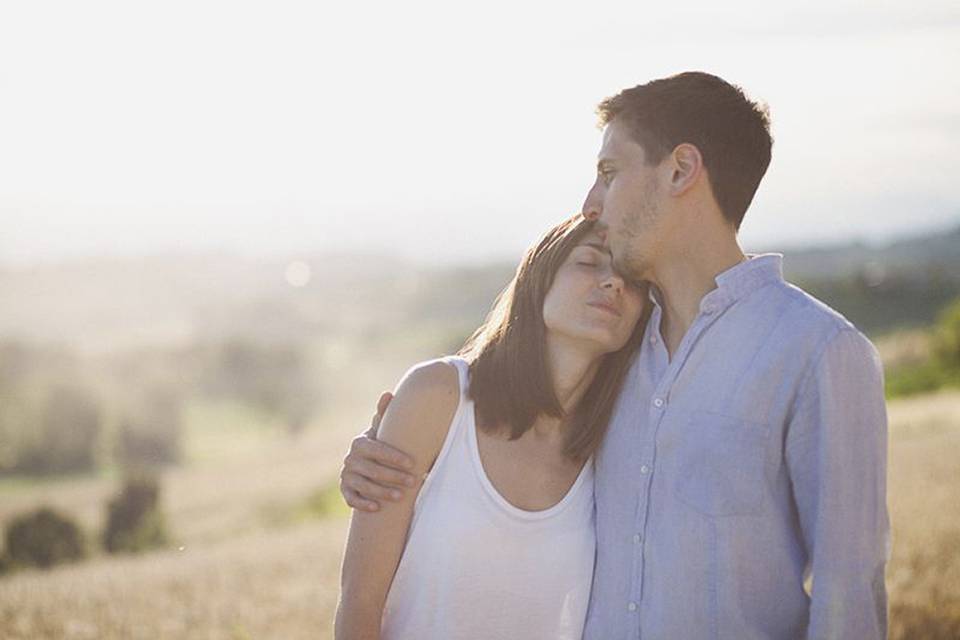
[{"xmin": 667, "ymin": 143, "xmax": 703, "ymax": 196}]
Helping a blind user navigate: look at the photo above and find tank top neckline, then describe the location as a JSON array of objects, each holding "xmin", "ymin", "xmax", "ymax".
[{"xmin": 452, "ymin": 358, "xmax": 593, "ymax": 521}]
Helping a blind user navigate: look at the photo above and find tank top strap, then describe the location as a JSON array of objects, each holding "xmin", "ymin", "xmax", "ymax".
[{"xmin": 412, "ymin": 355, "xmax": 471, "ymax": 507}]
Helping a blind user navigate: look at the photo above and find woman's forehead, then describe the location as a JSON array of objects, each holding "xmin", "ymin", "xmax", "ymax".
[{"xmin": 576, "ymin": 231, "xmax": 610, "ymax": 252}]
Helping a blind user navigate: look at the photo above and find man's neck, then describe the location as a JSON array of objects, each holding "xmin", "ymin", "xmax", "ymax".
[{"xmin": 649, "ymin": 236, "xmax": 747, "ymax": 358}]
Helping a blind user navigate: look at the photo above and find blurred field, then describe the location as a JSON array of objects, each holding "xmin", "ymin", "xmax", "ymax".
[
  {"xmin": 1, "ymin": 382, "xmax": 959, "ymax": 638},
  {"xmin": 0, "ymin": 345, "xmax": 410, "ymax": 640},
  {"xmin": 885, "ymin": 390, "xmax": 960, "ymax": 638}
]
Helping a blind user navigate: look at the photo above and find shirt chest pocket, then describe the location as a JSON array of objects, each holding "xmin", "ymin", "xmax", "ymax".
[{"xmin": 672, "ymin": 410, "xmax": 771, "ymax": 518}]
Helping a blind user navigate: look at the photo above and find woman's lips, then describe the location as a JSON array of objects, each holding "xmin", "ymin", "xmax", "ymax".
[{"xmin": 587, "ymin": 301, "xmax": 622, "ymax": 317}]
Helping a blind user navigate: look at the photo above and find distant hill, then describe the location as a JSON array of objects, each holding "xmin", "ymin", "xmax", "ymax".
[
  {"xmin": 2, "ymin": 221, "xmax": 958, "ymax": 352},
  {"xmin": 770, "ymin": 223, "xmax": 960, "ymax": 333},
  {"xmin": 772, "ymin": 224, "xmax": 960, "ymax": 282}
]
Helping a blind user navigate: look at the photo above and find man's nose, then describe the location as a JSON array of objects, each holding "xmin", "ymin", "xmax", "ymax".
[{"xmin": 581, "ymin": 182, "xmax": 602, "ymax": 221}]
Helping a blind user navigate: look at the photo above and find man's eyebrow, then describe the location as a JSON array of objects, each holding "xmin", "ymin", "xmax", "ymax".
[{"xmin": 596, "ymin": 158, "xmax": 614, "ymax": 172}]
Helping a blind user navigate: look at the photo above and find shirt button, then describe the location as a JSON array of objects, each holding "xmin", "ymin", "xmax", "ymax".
[
  {"xmin": 633, "ymin": 533, "xmax": 642, "ymax": 544},
  {"xmin": 649, "ymin": 335, "xmax": 658, "ymax": 345},
  {"xmin": 628, "ymin": 602, "xmax": 638, "ymax": 612},
  {"xmin": 640, "ymin": 465, "xmax": 650, "ymax": 474},
  {"xmin": 653, "ymin": 398, "xmax": 664, "ymax": 408}
]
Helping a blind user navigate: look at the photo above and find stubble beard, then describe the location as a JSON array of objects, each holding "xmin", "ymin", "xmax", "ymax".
[{"xmin": 615, "ymin": 194, "xmax": 662, "ymax": 283}]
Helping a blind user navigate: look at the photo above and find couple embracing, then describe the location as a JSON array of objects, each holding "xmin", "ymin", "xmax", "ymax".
[{"xmin": 334, "ymin": 71, "xmax": 890, "ymax": 640}]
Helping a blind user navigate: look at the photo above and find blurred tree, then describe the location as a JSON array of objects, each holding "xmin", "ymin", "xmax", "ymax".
[
  {"xmin": 9, "ymin": 381, "xmax": 102, "ymax": 475},
  {"xmin": 115, "ymin": 381, "xmax": 184, "ymax": 469},
  {"xmin": 933, "ymin": 299, "xmax": 960, "ymax": 370},
  {"xmin": 202, "ymin": 338, "xmax": 319, "ymax": 435},
  {"xmin": 0, "ymin": 340, "xmax": 31, "ymax": 393},
  {"xmin": 0, "ymin": 341, "xmax": 100, "ymax": 476},
  {"xmin": 0, "ymin": 393, "xmax": 31, "ymax": 473},
  {"xmin": 102, "ymin": 473, "xmax": 169, "ymax": 554},
  {"xmin": 3, "ymin": 506, "xmax": 87, "ymax": 570}
]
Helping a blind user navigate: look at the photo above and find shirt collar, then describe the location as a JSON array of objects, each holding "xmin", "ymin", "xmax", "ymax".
[
  {"xmin": 707, "ymin": 252, "xmax": 784, "ymax": 310},
  {"xmin": 646, "ymin": 253, "xmax": 784, "ymax": 315}
]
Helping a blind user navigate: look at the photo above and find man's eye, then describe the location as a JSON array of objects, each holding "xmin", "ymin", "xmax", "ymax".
[{"xmin": 600, "ymin": 169, "xmax": 614, "ymax": 185}]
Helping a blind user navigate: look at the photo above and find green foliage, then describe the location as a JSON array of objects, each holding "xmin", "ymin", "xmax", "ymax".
[
  {"xmin": 257, "ymin": 480, "xmax": 349, "ymax": 529},
  {"xmin": 885, "ymin": 298, "xmax": 960, "ymax": 398},
  {"xmin": 800, "ymin": 273, "xmax": 960, "ymax": 336},
  {"xmin": 2, "ymin": 506, "xmax": 87, "ymax": 570},
  {"xmin": 933, "ymin": 299, "xmax": 960, "ymax": 370},
  {"xmin": 102, "ymin": 473, "xmax": 170, "ymax": 554},
  {"xmin": 301, "ymin": 481, "xmax": 351, "ymax": 519},
  {"xmin": 886, "ymin": 362, "xmax": 952, "ymax": 398}
]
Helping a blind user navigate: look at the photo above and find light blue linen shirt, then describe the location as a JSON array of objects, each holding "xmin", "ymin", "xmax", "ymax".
[{"xmin": 583, "ymin": 253, "xmax": 890, "ymax": 640}]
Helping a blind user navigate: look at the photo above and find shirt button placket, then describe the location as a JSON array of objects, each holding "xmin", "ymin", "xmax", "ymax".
[{"xmin": 635, "ymin": 394, "xmax": 667, "ymax": 621}]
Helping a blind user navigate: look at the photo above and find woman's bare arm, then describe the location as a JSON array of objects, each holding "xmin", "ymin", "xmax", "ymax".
[
  {"xmin": 339, "ymin": 392, "xmax": 419, "ymax": 512},
  {"xmin": 334, "ymin": 360, "xmax": 460, "ymax": 640}
]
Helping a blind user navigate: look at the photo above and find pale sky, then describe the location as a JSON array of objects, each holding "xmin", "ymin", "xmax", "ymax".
[{"xmin": 1, "ymin": 0, "xmax": 958, "ymax": 267}]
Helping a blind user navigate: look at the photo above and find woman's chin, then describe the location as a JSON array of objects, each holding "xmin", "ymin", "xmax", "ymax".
[{"xmin": 563, "ymin": 329, "xmax": 631, "ymax": 355}]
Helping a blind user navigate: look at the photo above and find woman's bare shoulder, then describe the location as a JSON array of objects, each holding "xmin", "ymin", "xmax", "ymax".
[{"xmin": 377, "ymin": 359, "xmax": 461, "ymax": 475}]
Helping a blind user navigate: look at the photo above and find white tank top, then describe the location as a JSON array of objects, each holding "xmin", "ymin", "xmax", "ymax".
[{"xmin": 380, "ymin": 355, "xmax": 596, "ymax": 640}]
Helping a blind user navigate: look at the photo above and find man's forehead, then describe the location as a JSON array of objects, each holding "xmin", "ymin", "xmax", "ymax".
[{"xmin": 599, "ymin": 119, "xmax": 643, "ymax": 161}]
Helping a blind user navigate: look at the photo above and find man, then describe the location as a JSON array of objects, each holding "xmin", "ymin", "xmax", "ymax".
[{"xmin": 339, "ymin": 71, "xmax": 890, "ymax": 639}]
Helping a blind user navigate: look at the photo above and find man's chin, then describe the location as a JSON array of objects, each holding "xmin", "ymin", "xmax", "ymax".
[{"xmin": 613, "ymin": 254, "xmax": 645, "ymax": 283}]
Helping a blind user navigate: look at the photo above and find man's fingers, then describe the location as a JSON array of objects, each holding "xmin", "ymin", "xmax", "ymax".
[
  {"xmin": 341, "ymin": 485, "xmax": 380, "ymax": 512},
  {"xmin": 352, "ymin": 433, "xmax": 415, "ymax": 471},
  {"xmin": 376, "ymin": 391, "xmax": 393, "ymax": 417},
  {"xmin": 343, "ymin": 471, "xmax": 405, "ymax": 502},
  {"xmin": 370, "ymin": 391, "xmax": 393, "ymax": 432},
  {"xmin": 346, "ymin": 456, "xmax": 416, "ymax": 489}
]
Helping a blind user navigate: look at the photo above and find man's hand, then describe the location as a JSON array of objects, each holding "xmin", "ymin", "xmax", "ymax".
[{"xmin": 339, "ymin": 391, "xmax": 418, "ymax": 512}]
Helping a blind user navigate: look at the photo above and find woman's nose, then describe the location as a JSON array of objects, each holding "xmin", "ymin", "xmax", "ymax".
[{"xmin": 601, "ymin": 272, "xmax": 624, "ymax": 294}]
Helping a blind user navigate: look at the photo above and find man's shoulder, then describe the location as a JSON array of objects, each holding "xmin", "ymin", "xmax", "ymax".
[
  {"xmin": 767, "ymin": 278, "xmax": 860, "ymax": 337},
  {"xmin": 754, "ymin": 280, "xmax": 883, "ymax": 392}
]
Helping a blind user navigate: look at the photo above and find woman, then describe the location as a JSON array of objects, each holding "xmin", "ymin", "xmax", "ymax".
[{"xmin": 334, "ymin": 214, "xmax": 650, "ymax": 640}]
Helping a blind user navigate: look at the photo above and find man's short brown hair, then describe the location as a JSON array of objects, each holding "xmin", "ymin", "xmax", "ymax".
[{"xmin": 597, "ymin": 71, "xmax": 773, "ymax": 230}]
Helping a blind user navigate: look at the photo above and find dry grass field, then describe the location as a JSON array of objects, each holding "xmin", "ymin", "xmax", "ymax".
[{"xmin": 1, "ymin": 385, "xmax": 959, "ymax": 639}]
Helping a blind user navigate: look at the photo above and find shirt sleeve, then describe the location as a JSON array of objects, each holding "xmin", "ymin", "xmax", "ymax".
[{"xmin": 785, "ymin": 327, "xmax": 891, "ymax": 640}]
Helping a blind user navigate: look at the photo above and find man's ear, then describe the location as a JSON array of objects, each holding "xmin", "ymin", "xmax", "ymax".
[{"xmin": 667, "ymin": 143, "xmax": 703, "ymax": 196}]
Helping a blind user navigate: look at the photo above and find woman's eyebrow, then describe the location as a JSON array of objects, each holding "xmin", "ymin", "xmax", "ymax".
[{"xmin": 578, "ymin": 241, "xmax": 608, "ymax": 253}]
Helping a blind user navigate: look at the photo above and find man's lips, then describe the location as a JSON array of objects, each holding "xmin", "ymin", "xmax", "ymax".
[{"xmin": 587, "ymin": 301, "xmax": 622, "ymax": 317}]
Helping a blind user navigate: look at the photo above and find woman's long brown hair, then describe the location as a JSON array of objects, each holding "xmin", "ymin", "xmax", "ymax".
[{"xmin": 457, "ymin": 214, "xmax": 651, "ymax": 463}]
